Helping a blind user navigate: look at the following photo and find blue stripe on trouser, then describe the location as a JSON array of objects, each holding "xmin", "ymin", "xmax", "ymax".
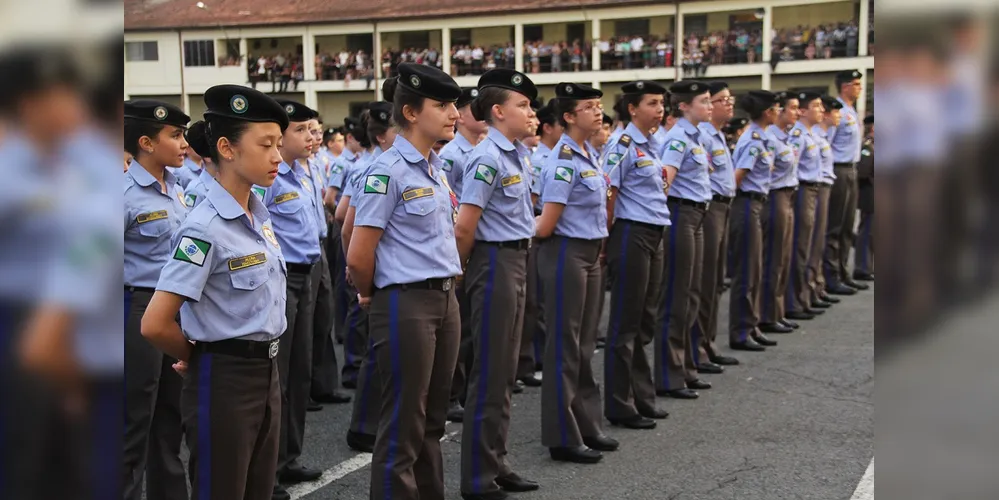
[
  {"xmin": 763, "ymin": 197, "xmax": 775, "ymax": 320},
  {"xmin": 344, "ymin": 302, "xmax": 360, "ymax": 369},
  {"xmin": 357, "ymin": 336, "xmax": 376, "ymax": 434},
  {"xmin": 554, "ymin": 238, "xmax": 569, "ymax": 447},
  {"xmin": 857, "ymin": 217, "xmax": 870, "ymax": 272},
  {"xmin": 384, "ymin": 290, "xmax": 402, "ymax": 499},
  {"xmin": 691, "ymin": 324, "xmax": 701, "ymax": 367},
  {"xmin": 740, "ymin": 198, "xmax": 752, "ymax": 342},
  {"xmin": 606, "ymin": 223, "xmax": 631, "ymax": 412},
  {"xmin": 659, "ymin": 217, "xmax": 678, "ymax": 388},
  {"xmin": 533, "ymin": 266, "xmax": 543, "ymax": 364},
  {"xmin": 197, "ymin": 353, "xmax": 213, "ymax": 500},
  {"xmin": 470, "ymin": 246, "xmax": 497, "ymax": 492},
  {"xmin": 785, "ymin": 190, "xmax": 800, "ymax": 311},
  {"xmin": 94, "ymin": 381, "xmax": 122, "ymax": 500}
]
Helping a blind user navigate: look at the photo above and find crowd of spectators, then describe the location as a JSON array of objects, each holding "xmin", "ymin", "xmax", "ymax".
[
  {"xmin": 248, "ymin": 53, "xmax": 305, "ymax": 92},
  {"xmin": 772, "ymin": 20, "xmax": 866, "ymax": 61}
]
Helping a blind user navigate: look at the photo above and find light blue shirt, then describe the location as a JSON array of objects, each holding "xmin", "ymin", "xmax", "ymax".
[
  {"xmin": 182, "ymin": 167, "xmax": 214, "ymax": 209},
  {"xmin": 327, "ymin": 148, "xmax": 360, "ymax": 194},
  {"xmin": 156, "ymin": 186, "xmax": 288, "ymax": 342},
  {"xmin": 659, "ymin": 118, "xmax": 712, "ymax": 203},
  {"xmin": 530, "ymin": 142, "xmax": 553, "ymax": 214},
  {"xmin": 353, "ymin": 135, "xmax": 463, "ymax": 288},
  {"xmin": 304, "ymin": 160, "xmax": 329, "ymax": 239},
  {"xmin": 789, "ymin": 122, "xmax": 823, "ymax": 183},
  {"xmin": 170, "ymin": 158, "xmax": 201, "ymax": 189},
  {"xmin": 308, "ymin": 155, "xmax": 329, "ymax": 188},
  {"xmin": 124, "ymin": 161, "xmax": 189, "ymax": 288},
  {"xmin": 697, "ymin": 122, "xmax": 737, "ymax": 197},
  {"xmin": 260, "ymin": 160, "xmax": 321, "ymax": 265},
  {"xmin": 812, "ymin": 125, "xmax": 837, "ymax": 185},
  {"xmin": 459, "ymin": 127, "xmax": 535, "ymax": 242},
  {"xmin": 539, "ymin": 133, "xmax": 609, "ymax": 240},
  {"xmin": 605, "ymin": 122, "xmax": 670, "ymax": 226},
  {"xmin": 829, "ymin": 97, "xmax": 862, "ymax": 164},
  {"xmin": 732, "ymin": 123, "xmax": 774, "ymax": 195},
  {"xmin": 344, "ymin": 147, "xmax": 384, "ymax": 201},
  {"xmin": 651, "ymin": 125, "xmax": 669, "ymax": 156},
  {"xmin": 766, "ymin": 125, "xmax": 799, "ymax": 190},
  {"xmin": 439, "ymin": 132, "xmax": 475, "ymax": 199}
]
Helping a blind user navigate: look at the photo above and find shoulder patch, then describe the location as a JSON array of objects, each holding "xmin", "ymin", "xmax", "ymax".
[
  {"xmin": 752, "ymin": 132, "xmax": 761, "ymax": 140},
  {"xmin": 619, "ymin": 134, "xmax": 632, "ymax": 147},
  {"xmin": 251, "ymin": 186, "xmax": 266, "ymax": 201},
  {"xmin": 228, "ymin": 252, "xmax": 267, "ymax": 271},
  {"xmin": 792, "ymin": 129, "xmax": 801, "ymax": 137},
  {"xmin": 442, "ymin": 158, "xmax": 454, "ymax": 172},
  {"xmin": 184, "ymin": 193, "xmax": 197, "ymax": 207},
  {"xmin": 364, "ymin": 174, "xmax": 390, "ymax": 194},
  {"xmin": 473, "ymin": 164, "xmax": 497, "ymax": 185},
  {"xmin": 554, "ymin": 165, "xmax": 574, "ymax": 183},
  {"xmin": 274, "ymin": 191, "xmax": 300, "ymax": 204},
  {"xmin": 606, "ymin": 153, "xmax": 623, "ymax": 167},
  {"xmin": 558, "ymin": 144, "xmax": 574, "ymax": 160},
  {"xmin": 667, "ymin": 139, "xmax": 686, "ymax": 153},
  {"xmin": 402, "ymin": 187, "xmax": 435, "ymax": 201},
  {"xmin": 173, "ymin": 236, "xmax": 211, "ymax": 266}
]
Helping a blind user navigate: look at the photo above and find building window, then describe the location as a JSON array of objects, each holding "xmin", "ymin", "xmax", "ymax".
[
  {"xmin": 524, "ymin": 24, "xmax": 543, "ymax": 42},
  {"xmin": 615, "ymin": 19, "xmax": 649, "ymax": 38},
  {"xmin": 452, "ymin": 29, "xmax": 471, "ymax": 46},
  {"xmin": 125, "ymin": 41, "xmax": 159, "ymax": 62},
  {"xmin": 184, "ymin": 40, "xmax": 216, "ymax": 67}
]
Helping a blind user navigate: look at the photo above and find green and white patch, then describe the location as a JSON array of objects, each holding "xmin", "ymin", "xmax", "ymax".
[
  {"xmin": 365, "ymin": 174, "xmax": 390, "ymax": 194},
  {"xmin": 173, "ymin": 236, "xmax": 211, "ymax": 266},
  {"xmin": 474, "ymin": 164, "xmax": 497, "ymax": 185},
  {"xmin": 442, "ymin": 158, "xmax": 455, "ymax": 172},
  {"xmin": 668, "ymin": 140, "xmax": 686, "ymax": 153},
  {"xmin": 554, "ymin": 166, "xmax": 574, "ymax": 183},
  {"xmin": 749, "ymin": 147, "xmax": 761, "ymax": 158},
  {"xmin": 184, "ymin": 193, "xmax": 197, "ymax": 207},
  {"xmin": 251, "ymin": 186, "xmax": 266, "ymax": 201},
  {"xmin": 606, "ymin": 153, "xmax": 622, "ymax": 166}
]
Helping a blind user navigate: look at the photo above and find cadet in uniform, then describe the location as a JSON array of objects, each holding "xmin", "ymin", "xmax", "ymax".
[
  {"xmin": 535, "ymin": 82, "xmax": 617, "ymax": 464},
  {"xmin": 808, "ymin": 97, "xmax": 845, "ymax": 308},
  {"xmin": 141, "ymin": 84, "xmax": 289, "ymax": 500},
  {"xmin": 854, "ymin": 115, "xmax": 874, "ymax": 281},
  {"xmin": 171, "ymin": 147, "xmax": 201, "ymax": 189},
  {"xmin": 602, "ymin": 80, "xmax": 670, "ymax": 429},
  {"xmin": 122, "ymin": 100, "xmax": 190, "ymax": 500},
  {"xmin": 693, "ymin": 82, "xmax": 741, "ymax": 369},
  {"xmin": 654, "ymin": 80, "xmax": 714, "ymax": 399},
  {"xmin": 728, "ymin": 90, "xmax": 781, "ymax": 352},
  {"xmin": 181, "ymin": 120, "xmax": 217, "ymax": 209},
  {"xmin": 347, "ymin": 63, "xmax": 463, "ymax": 500},
  {"xmin": 453, "ymin": 68, "xmax": 540, "ymax": 499}
]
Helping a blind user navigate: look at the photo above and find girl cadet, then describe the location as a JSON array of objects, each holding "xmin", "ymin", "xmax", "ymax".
[
  {"xmin": 602, "ymin": 80, "xmax": 670, "ymax": 430},
  {"xmin": 654, "ymin": 80, "xmax": 714, "ymax": 400},
  {"xmin": 453, "ymin": 68, "xmax": 540, "ymax": 499},
  {"xmin": 122, "ymin": 99, "xmax": 190, "ymax": 500},
  {"xmin": 140, "ymin": 84, "xmax": 289, "ymax": 500},
  {"xmin": 346, "ymin": 62, "xmax": 463, "ymax": 500},
  {"xmin": 535, "ymin": 82, "xmax": 617, "ymax": 465},
  {"xmin": 728, "ymin": 90, "xmax": 781, "ymax": 353},
  {"xmin": 181, "ymin": 120, "xmax": 218, "ymax": 209},
  {"xmin": 806, "ymin": 97, "xmax": 845, "ymax": 310}
]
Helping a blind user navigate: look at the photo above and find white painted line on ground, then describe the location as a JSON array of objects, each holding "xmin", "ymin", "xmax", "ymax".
[
  {"xmin": 850, "ymin": 458, "xmax": 874, "ymax": 500},
  {"xmin": 289, "ymin": 423, "xmax": 460, "ymax": 499}
]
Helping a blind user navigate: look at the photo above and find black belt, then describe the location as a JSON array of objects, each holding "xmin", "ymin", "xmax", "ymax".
[
  {"xmin": 736, "ymin": 191, "xmax": 768, "ymax": 202},
  {"xmin": 287, "ymin": 262, "xmax": 315, "ymax": 275},
  {"xmin": 799, "ymin": 181, "xmax": 822, "ymax": 187},
  {"xmin": 712, "ymin": 194, "xmax": 734, "ymax": 204},
  {"xmin": 125, "ymin": 286, "xmax": 156, "ymax": 294},
  {"xmin": 478, "ymin": 239, "xmax": 531, "ymax": 251},
  {"xmin": 617, "ymin": 218, "xmax": 665, "ymax": 232},
  {"xmin": 834, "ymin": 162, "xmax": 855, "ymax": 168},
  {"xmin": 771, "ymin": 186, "xmax": 797, "ymax": 193},
  {"xmin": 194, "ymin": 338, "xmax": 279, "ymax": 360},
  {"xmin": 377, "ymin": 277, "xmax": 455, "ymax": 293},
  {"xmin": 667, "ymin": 197, "xmax": 709, "ymax": 210}
]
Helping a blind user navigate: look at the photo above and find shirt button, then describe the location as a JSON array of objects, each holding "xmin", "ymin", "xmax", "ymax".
[
  {"xmin": 257, "ymin": 239, "xmax": 263, "ymax": 244},
  {"xmin": 249, "ymin": 280, "xmax": 255, "ymax": 286},
  {"xmin": 270, "ymin": 267, "xmax": 275, "ymax": 273}
]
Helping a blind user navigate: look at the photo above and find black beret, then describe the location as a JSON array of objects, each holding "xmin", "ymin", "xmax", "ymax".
[
  {"xmin": 203, "ymin": 85, "xmax": 289, "ymax": 131},
  {"xmin": 797, "ymin": 91, "xmax": 823, "ymax": 104},
  {"xmin": 0, "ymin": 46, "xmax": 81, "ymax": 110},
  {"xmin": 835, "ymin": 70, "xmax": 863, "ymax": 85},
  {"xmin": 775, "ymin": 91, "xmax": 798, "ymax": 106},
  {"xmin": 821, "ymin": 96, "xmax": 843, "ymax": 110},
  {"xmin": 125, "ymin": 100, "xmax": 190, "ymax": 128},
  {"xmin": 382, "ymin": 76, "xmax": 398, "ymax": 103},
  {"xmin": 708, "ymin": 81, "xmax": 730, "ymax": 96},
  {"xmin": 724, "ymin": 117, "xmax": 749, "ymax": 134},
  {"xmin": 531, "ymin": 98, "xmax": 543, "ymax": 110},
  {"xmin": 602, "ymin": 113, "xmax": 614, "ymax": 125},
  {"xmin": 864, "ymin": 115, "xmax": 874, "ymax": 125},
  {"xmin": 344, "ymin": 116, "xmax": 362, "ymax": 136},
  {"xmin": 368, "ymin": 101, "xmax": 393, "ymax": 125},
  {"xmin": 397, "ymin": 62, "xmax": 461, "ymax": 102},
  {"xmin": 185, "ymin": 121, "xmax": 212, "ymax": 158},
  {"xmin": 555, "ymin": 82, "xmax": 603, "ymax": 100},
  {"xmin": 740, "ymin": 90, "xmax": 779, "ymax": 115},
  {"xmin": 276, "ymin": 100, "xmax": 317, "ymax": 122},
  {"xmin": 477, "ymin": 68, "xmax": 538, "ymax": 101},
  {"xmin": 669, "ymin": 80, "xmax": 709, "ymax": 95},
  {"xmin": 621, "ymin": 80, "xmax": 667, "ymax": 96},
  {"xmin": 536, "ymin": 102, "xmax": 556, "ymax": 124},
  {"xmin": 456, "ymin": 87, "xmax": 479, "ymax": 109}
]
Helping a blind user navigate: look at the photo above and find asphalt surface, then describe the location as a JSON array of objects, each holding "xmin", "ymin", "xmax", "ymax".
[{"xmin": 289, "ymin": 284, "xmax": 874, "ymax": 500}]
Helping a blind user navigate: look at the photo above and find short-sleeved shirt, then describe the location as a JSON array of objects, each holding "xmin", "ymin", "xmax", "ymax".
[
  {"xmin": 789, "ymin": 122, "xmax": 823, "ymax": 183},
  {"xmin": 812, "ymin": 125, "xmax": 837, "ymax": 185},
  {"xmin": 327, "ymin": 148, "xmax": 360, "ymax": 195},
  {"xmin": 304, "ymin": 160, "xmax": 329, "ymax": 239},
  {"xmin": 124, "ymin": 161, "xmax": 190, "ymax": 288},
  {"xmin": 658, "ymin": 118, "xmax": 712, "ymax": 203},
  {"xmin": 259, "ymin": 160, "xmax": 321, "ymax": 265},
  {"xmin": 829, "ymin": 97, "xmax": 862, "ymax": 163},
  {"xmin": 352, "ymin": 135, "xmax": 463, "ymax": 288},
  {"xmin": 766, "ymin": 125, "xmax": 799, "ymax": 190},
  {"xmin": 182, "ymin": 167, "xmax": 214, "ymax": 209},
  {"xmin": 732, "ymin": 123, "xmax": 774, "ymax": 195},
  {"xmin": 539, "ymin": 133, "xmax": 609, "ymax": 240},
  {"xmin": 169, "ymin": 158, "xmax": 201, "ymax": 189},
  {"xmin": 438, "ymin": 132, "xmax": 475, "ymax": 199},
  {"xmin": 344, "ymin": 147, "xmax": 385, "ymax": 201},
  {"xmin": 604, "ymin": 122, "xmax": 670, "ymax": 226},
  {"xmin": 650, "ymin": 125, "xmax": 669, "ymax": 155},
  {"xmin": 697, "ymin": 121, "xmax": 737, "ymax": 197},
  {"xmin": 156, "ymin": 186, "xmax": 288, "ymax": 342},
  {"xmin": 459, "ymin": 127, "xmax": 535, "ymax": 242},
  {"xmin": 529, "ymin": 142, "xmax": 553, "ymax": 213}
]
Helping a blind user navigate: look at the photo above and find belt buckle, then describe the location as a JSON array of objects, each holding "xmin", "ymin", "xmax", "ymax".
[
  {"xmin": 268, "ymin": 340, "xmax": 280, "ymax": 359},
  {"xmin": 442, "ymin": 278, "xmax": 452, "ymax": 292}
]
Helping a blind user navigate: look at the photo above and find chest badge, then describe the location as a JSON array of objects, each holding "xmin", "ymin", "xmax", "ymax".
[{"xmin": 263, "ymin": 224, "xmax": 280, "ymax": 248}]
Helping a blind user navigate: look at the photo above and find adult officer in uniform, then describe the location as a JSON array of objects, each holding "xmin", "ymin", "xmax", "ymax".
[
  {"xmin": 535, "ymin": 82, "xmax": 617, "ymax": 464},
  {"xmin": 123, "ymin": 100, "xmax": 190, "ymax": 500},
  {"xmin": 602, "ymin": 80, "xmax": 670, "ymax": 430},
  {"xmin": 182, "ymin": 120, "xmax": 218, "ymax": 209},
  {"xmin": 808, "ymin": 97, "xmax": 844, "ymax": 307},
  {"xmin": 453, "ymin": 68, "xmax": 540, "ymax": 500},
  {"xmin": 728, "ymin": 90, "xmax": 781, "ymax": 352},
  {"xmin": 141, "ymin": 84, "xmax": 289, "ymax": 500},
  {"xmin": 347, "ymin": 62, "xmax": 463, "ymax": 500},
  {"xmin": 854, "ymin": 115, "xmax": 874, "ymax": 281}
]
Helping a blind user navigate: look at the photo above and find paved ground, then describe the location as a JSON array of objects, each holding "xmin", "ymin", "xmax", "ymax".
[{"xmin": 287, "ymin": 285, "xmax": 874, "ymax": 500}]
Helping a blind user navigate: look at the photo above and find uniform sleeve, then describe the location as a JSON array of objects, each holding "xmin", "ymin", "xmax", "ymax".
[
  {"xmin": 540, "ymin": 159, "xmax": 575, "ymax": 205},
  {"xmin": 734, "ymin": 142, "xmax": 760, "ymax": 171},
  {"xmin": 352, "ymin": 163, "xmax": 399, "ymax": 229},
  {"xmin": 604, "ymin": 143, "xmax": 629, "ymax": 189},
  {"xmin": 44, "ymin": 212, "xmax": 118, "ymax": 313},
  {"xmin": 327, "ymin": 159, "xmax": 346, "ymax": 189},
  {"xmin": 459, "ymin": 155, "xmax": 500, "ymax": 209},
  {"xmin": 529, "ymin": 153, "xmax": 545, "ymax": 196},
  {"xmin": 155, "ymin": 223, "xmax": 216, "ymax": 301},
  {"xmin": 660, "ymin": 137, "xmax": 687, "ymax": 168},
  {"xmin": 788, "ymin": 135, "xmax": 805, "ymax": 160}
]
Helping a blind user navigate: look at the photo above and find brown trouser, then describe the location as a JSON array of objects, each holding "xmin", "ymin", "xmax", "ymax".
[
  {"xmin": 761, "ymin": 188, "xmax": 794, "ymax": 324},
  {"xmin": 655, "ymin": 202, "xmax": 706, "ymax": 391},
  {"xmin": 605, "ymin": 220, "xmax": 663, "ymax": 419},
  {"xmin": 728, "ymin": 195, "xmax": 765, "ymax": 344},
  {"xmin": 183, "ymin": 350, "xmax": 280, "ymax": 500},
  {"xmin": 824, "ymin": 164, "xmax": 858, "ymax": 286},
  {"xmin": 461, "ymin": 243, "xmax": 528, "ymax": 495},
  {"xmin": 517, "ymin": 240, "xmax": 545, "ymax": 378},
  {"xmin": 808, "ymin": 185, "xmax": 832, "ymax": 304},
  {"xmin": 786, "ymin": 184, "xmax": 820, "ymax": 313},
  {"xmin": 369, "ymin": 284, "xmax": 460, "ymax": 500},
  {"xmin": 538, "ymin": 236, "xmax": 604, "ymax": 448},
  {"xmin": 695, "ymin": 199, "xmax": 731, "ymax": 362}
]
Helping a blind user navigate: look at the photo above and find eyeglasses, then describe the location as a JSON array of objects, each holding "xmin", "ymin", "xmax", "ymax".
[
  {"xmin": 573, "ymin": 104, "xmax": 604, "ymax": 114},
  {"xmin": 712, "ymin": 97, "xmax": 736, "ymax": 105}
]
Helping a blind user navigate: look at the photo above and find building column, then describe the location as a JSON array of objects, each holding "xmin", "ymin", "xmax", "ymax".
[
  {"xmin": 761, "ymin": 72, "xmax": 771, "ymax": 91},
  {"xmin": 762, "ymin": 5, "xmax": 773, "ymax": 62},
  {"xmin": 181, "ymin": 94, "xmax": 192, "ymax": 115},
  {"xmin": 373, "ymin": 24, "xmax": 383, "ymax": 100},
  {"xmin": 857, "ymin": 72, "xmax": 867, "ymax": 118},
  {"xmin": 858, "ymin": 0, "xmax": 870, "ymax": 57},
  {"xmin": 590, "ymin": 18, "xmax": 601, "ymax": 71},
  {"xmin": 303, "ymin": 28, "xmax": 316, "ymax": 82},
  {"xmin": 674, "ymin": 10, "xmax": 684, "ymax": 81},
  {"xmin": 442, "ymin": 27, "xmax": 452, "ymax": 76},
  {"xmin": 239, "ymin": 38, "xmax": 249, "ymax": 75},
  {"xmin": 514, "ymin": 23, "xmax": 524, "ymax": 73}
]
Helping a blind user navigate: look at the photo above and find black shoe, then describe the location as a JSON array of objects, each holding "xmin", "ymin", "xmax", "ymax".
[
  {"xmin": 518, "ymin": 373, "xmax": 542, "ymax": 387},
  {"xmin": 272, "ymin": 484, "xmax": 291, "ymax": 500},
  {"xmin": 826, "ymin": 283, "xmax": 857, "ymax": 295},
  {"xmin": 779, "ymin": 319, "xmax": 800, "ymax": 329},
  {"xmin": 660, "ymin": 388, "xmax": 699, "ymax": 399},
  {"xmin": 512, "ymin": 380, "xmax": 525, "ymax": 394},
  {"xmin": 313, "ymin": 391, "xmax": 352, "ymax": 404},
  {"xmin": 785, "ymin": 310, "xmax": 816, "ymax": 320},
  {"xmin": 803, "ymin": 307, "xmax": 825, "ymax": 315},
  {"xmin": 730, "ymin": 339, "xmax": 766, "ymax": 352},
  {"xmin": 752, "ymin": 333, "xmax": 777, "ymax": 346},
  {"xmin": 280, "ymin": 465, "xmax": 322, "ymax": 483},
  {"xmin": 759, "ymin": 322, "xmax": 794, "ymax": 334},
  {"xmin": 819, "ymin": 293, "xmax": 841, "ymax": 303},
  {"xmin": 810, "ymin": 300, "xmax": 832, "ymax": 309},
  {"xmin": 307, "ymin": 400, "xmax": 323, "ymax": 412},
  {"xmin": 853, "ymin": 271, "xmax": 875, "ymax": 282},
  {"xmin": 637, "ymin": 407, "xmax": 670, "ymax": 419},
  {"xmin": 844, "ymin": 280, "xmax": 870, "ymax": 290},
  {"xmin": 461, "ymin": 491, "xmax": 508, "ymax": 500},
  {"xmin": 582, "ymin": 434, "xmax": 619, "ymax": 451},
  {"xmin": 697, "ymin": 362, "xmax": 724, "ymax": 374},
  {"xmin": 686, "ymin": 379, "xmax": 712, "ymax": 390},
  {"xmin": 346, "ymin": 430, "xmax": 375, "ymax": 453},
  {"xmin": 341, "ymin": 379, "xmax": 357, "ymax": 389},
  {"xmin": 709, "ymin": 354, "xmax": 740, "ymax": 366},
  {"xmin": 495, "ymin": 473, "xmax": 540, "ymax": 492},
  {"xmin": 446, "ymin": 402, "xmax": 464, "ymax": 423},
  {"xmin": 549, "ymin": 446, "xmax": 602, "ymax": 464},
  {"xmin": 608, "ymin": 415, "xmax": 657, "ymax": 429}
]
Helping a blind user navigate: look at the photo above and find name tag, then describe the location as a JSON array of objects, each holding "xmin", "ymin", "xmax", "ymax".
[
  {"xmin": 402, "ymin": 187, "xmax": 434, "ymax": 201},
  {"xmin": 274, "ymin": 192, "xmax": 300, "ymax": 204},
  {"xmin": 712, "ymin": 149, "xmax": 726, "ymax": 157},
  {"xmin": 501, "ymin": 174, "xmax": 522, "ymax": 187},
  {"xmin": 635, "ymin": 159, "xmax": 655, "ymax": 168},
  {"xmin": 580, "ymin": 170, "xmax": 598, "ymax": 178},
  {"xmin": 228, "ymin": 252, "xmax": 267, "ymax": 271},
  {"xmin": 136, "ymin": 210, "xmax": 168, "ymax": 224}
]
